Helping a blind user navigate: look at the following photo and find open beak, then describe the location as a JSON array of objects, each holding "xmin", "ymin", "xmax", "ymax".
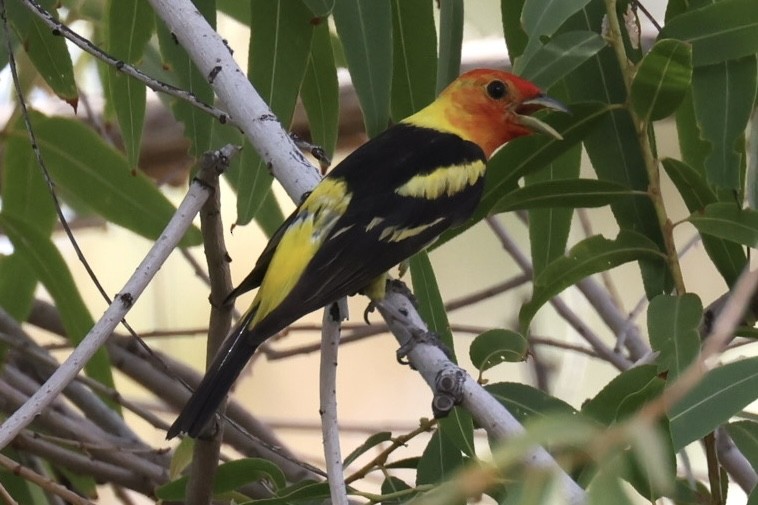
[{"xmin": 515, "ymin": 94, "xmax": 569, "ymax": 140}]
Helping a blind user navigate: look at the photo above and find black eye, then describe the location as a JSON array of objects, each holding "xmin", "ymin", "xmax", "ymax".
[{"xmin": 486, "ymin": 80, "xmax": 507, "ymax": 100}]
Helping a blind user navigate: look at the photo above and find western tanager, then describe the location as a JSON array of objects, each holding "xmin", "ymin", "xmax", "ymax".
[{"xmin": 168, "ymin": 69, "xmax": 566, "ymax": 438}]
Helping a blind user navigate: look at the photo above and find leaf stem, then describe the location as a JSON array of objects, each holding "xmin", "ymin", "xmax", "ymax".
[{"xmin": 604, "ymin": 0, "xmax": 687, "ymax": 295}]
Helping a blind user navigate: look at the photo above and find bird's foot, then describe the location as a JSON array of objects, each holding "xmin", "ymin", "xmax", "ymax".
[{"xmin": 395, "ymin": 329, "xmax": 454, "ymax": 366}]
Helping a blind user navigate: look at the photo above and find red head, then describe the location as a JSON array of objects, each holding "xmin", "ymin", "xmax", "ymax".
[{"xmin": 406, "ymin": 69, "xmax": 567, "ymax": 158}]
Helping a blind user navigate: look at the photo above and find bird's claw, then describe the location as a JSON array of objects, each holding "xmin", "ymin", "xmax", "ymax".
[
  {"xmin": 363, "ymin": 301, "xmax": 376, "ymax": 325},
  {"xmin": 395, "ymin": 330, "xmax": 453, "ymax": 366}
]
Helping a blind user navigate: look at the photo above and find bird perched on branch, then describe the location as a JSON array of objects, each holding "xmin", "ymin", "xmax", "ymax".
[{"xmin": 168, "ymin": 69, "xmax": 567, "ymax": 439}]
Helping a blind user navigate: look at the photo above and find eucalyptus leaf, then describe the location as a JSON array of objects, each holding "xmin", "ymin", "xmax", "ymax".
[
  {"xmin": 485, "ymin": 382, "xmax": 577, "ymax": 424},
  {"xmin": 333, "ymin": 0, "xmax": 392, "ymax": 137},
  {"xmin": 390, "ymin": 0, "xmax": 436, "ymax": 120},
  {"xmin": 518, "ymin": 31, "xmax": 606, "ymax": 90},
  {"xmin": 494, "ymin": 179, "xmax": 635, "ymax": 214},
  {"xmin": 7, "ymin": 113, "xmax": 201, "ymax": 246},
  {"xmin": 648, "ymin": 294, "xmax": 702, "ymax": 380},
  {"xmin": 436, "ymin": 0, "xmax": 463, "ymax": 93},
  {"xmin": 688, "ymin": 203, "xmax": 758, "ymax": 248},
  {"xmin": 301, "ymin": 23, "xmax": 339, "ymax": 159},
  {"xmin": 469, "ymin": 329, "xmax": 528, "ymax": 372},
  {"xmin": 520, "ymin": 231, "xmax": 664, "ymax": 331},
  {"xmin": 670, "ymin": 357, "xmax": 758, "ymax": 450},
  {"xmin": 106, "ymin": 0, "xmax": 154, "ymax": 169},
  {"xmin": 659, "ymin": 0, "xmax": 758, "ymax": 66},
  {"xmin": 630, "ymin": 39, "xmax": 692, "ymax": 121},
  {"xmin": 416, "ymin": 429, "xmax": 463, "ymax": 486}
]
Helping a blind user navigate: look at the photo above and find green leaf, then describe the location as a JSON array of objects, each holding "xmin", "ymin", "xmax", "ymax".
[
  {"xmin": 7, "ymin": 113, "xmax": 202, "ymax": 246},
  {"xmin": 436, "ymin": 0, "xmax": 463, "ymax": 93},
  {"xmin": 688, "ymin": 203, "xmax": 758, "ymax": 247},
  {"xmin": 670, "ymin": 357, "xmax": 758, "ymax": 450},
  {"xmin": 416, "ymin": 429, "xmax": 463, "ymax": 486},
  {"xmin": 343, "ymin": 432, "xmax": 392, "ymax": 468},
  {"xmin": 156, "ymin": 0, "xmax": 215, "ymax": 156},
  {"xmin": 661, "ymin": 158, "xmax": 746, "ymax": 286},
  {"xmin": 583, "ymin": 366, "xmax": 664, "ymax": 424},
  {"xmin": 2, "ymin": 126, "xmax": 56, "ymax": 233},
  {"xmin": 409, "ymin": 252, "xmax": 454, "ymax": 355},
  {"xmin": 659, "ymin": 0, "xmax": 758, "ymax": 67},
  {"xmin": 501, "ymin": 0, "xmax": 528, "ymax": 63},
  {"xmin": 157, "ymin": 457, "xmax": 287, "ymax": 500},
  {"xmin": 469, "ymin": 329, "xmax": 528, "ymax": 372},
  {"xmin": 478, "ymin": 102, "xmax": 612, "ymax": 221},
  {"xmin": 494, "ymin": 179, "xmax": 636, "ymax": 214},
  {"xmin": 332, "ymin": 0, "xmax": 392, "ymax": 137},
  {"xmin": 516, "ymin": 0, "xmax": 592, "ymax": 72},
  {"xmin": 390, "ymin": 0, "xmax": 436, "ymax": 120},
  {"xmin": 518, "ymin": 31, "xmax": 606, "ymax": 90},
  {"xmin": 380, "ymin": 476, "xmax": 414, "ymax": 504},
  {"xmin": 630, "ymin": 39, "xmax": 692, "ymax": 122},
  {"xmin": 520, "ymin": 231, "xmax": 664, "ymax": 331},
  {"xmin": 588, "ymin": 464, "xmax": 635, "ymax": 505},
  {"xmin": 750, "ymin": 486, "xmax": 758, "ymax": 505},
  {"xmin": 216, "ymin": 0, "xmax": 250, "ymax": 24},
  {"xmin": 301, "ymin": 23, "xmax": 339, "ymax": 159},
  {"xmin": 106, "ymin": 0, "xmax": 154, "ymax": 169},
  {"xmin": 0, "ymin": 214, "xmax": 114, "ymax": 388},
  {"xmin": 438, "ymin": 408, "xmax": 475, "ymax": 459},
  {"xmin": 648, "ymin": 294, "xmax": 702, "ymax": 380},
  {"xmin": 302, "ymin": 0, "xmax": 334, "ymax": 17},
  {"xmin": 527, "ymin": 140, "xmax": 580, "ymax": 276},
  {"xmin": 561, "ymin": 3, "xmax": 672, "ymax": 297},
  {"xmin": 725, "ymin": 421, "xmax": 758, "ymax": 471},
  {"xmin": 691, "ymin": 56, "xmax": 757, "ymax": 189},
  {"xmin": 236, "ymin": 0, "xmax": 313, "ymax": 226},
  {"xmin": 484, "ymin": 382, "xmax": 577, "ymax": 424},
  {"xmin": 0, "ymin": 254, "xmax": 37, "ymax": 321},
  {"xmin": 409, "ymin": 251, "xmax": 475, "ymax": 456},
  {"xmin": 6, "ymin": 0, "xmax": 77, "ymax": 105}
]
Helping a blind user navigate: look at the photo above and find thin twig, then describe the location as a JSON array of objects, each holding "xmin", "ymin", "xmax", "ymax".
[
  {"xmin": 20, "ymin": 0, "xmax": 230, "ymax": 124},
  {"xmin": 0, "ymin": 452, "xmax": 95, "ymax": 505},
  {"xmin": 320, "ymin": 302, "xmax": 349, "ymax": 505},
  {"xmin": 184, "ymin": 149, "xmax": 237, "ymax": 503}
]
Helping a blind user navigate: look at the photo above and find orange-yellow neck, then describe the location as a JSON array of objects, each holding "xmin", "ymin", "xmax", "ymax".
[{"xmin": 403, "ymin": 86, "xmax": 527, "ymax": 159}]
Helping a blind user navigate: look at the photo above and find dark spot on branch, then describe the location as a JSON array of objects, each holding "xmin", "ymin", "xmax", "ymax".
[
  {"xmin": 119, "ymin": 292, "xmax": 134, "ymax": 308},
  {"xmin": 208, "ymin": 65, "xmax": 222, "ymax": 83}
]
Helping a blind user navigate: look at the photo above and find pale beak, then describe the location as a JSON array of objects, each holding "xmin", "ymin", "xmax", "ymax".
[{"xmin": 515, "ymin": 94, "xmax": 569, "ymax": 140}]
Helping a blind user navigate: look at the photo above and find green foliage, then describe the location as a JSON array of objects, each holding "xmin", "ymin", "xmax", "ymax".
[{"xmin": 2, "ymin": 0, "xmax": 757, "ymax": 504}]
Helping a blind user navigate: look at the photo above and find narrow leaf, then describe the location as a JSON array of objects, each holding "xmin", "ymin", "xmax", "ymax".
[
  {"xmin": 520, "ymin": 231, "xmax": 664, "ymax": 331},
  {"xmin": 583, "ymin": 366, "xmax": 664, "ymax": 425},
  {"xmin": 469, "ymin": 329, "xmax": 528, "ymax": 372},
  {"xmin": 501, "ymin": 0, "xmax": 528, "ymax": 63},
  {"xmin": 302, "ymin": 0, "xmax": 334, "ymax": 17},
  {"xmin": 390, "ymin": 0, "xmax": 436, "ymax": 120},
  {"xmin": 0, "ymin": 214, "xmax": 114, "ymax": 387},
  {"xmin": 648, "ymin": 294, "xmax": 702, "ymax": 380},
  {"xmin": 236, "ymin": 0, "xmax": 313, "ymax": 226},
  {"xmin": 670, "ymin": 357, "xmax": 758, "ymax": 450},
  {"xmin": 484, "ymin": 382, "xmax": 577, "ymax": 424},
  {"xmin": 409, "ymin": 252, "xmax": 454, "ymax": 355},
  {"xmin": 7, "ymin": 113, "xmax": 201, "ymax": 246},
  {"xmin": 6, "ymin": 0, "xmax": 77, "ymax": 105},
  {"xmin": 725, "ymin": 421, "xmax": 758, "ymax": 471},
  {"xmin": 301, "ymin": 23, "xmax": 339, "ymax": 159},
  {"xmin": 156, "ymin": 0, "xmax": 215, "ymax": 156},
  {"xmin": 333, "ymin": 0, "xmax": 392, "ymax": 137},
  {"xmin": 662, "ymin": 158, "xmax": 746, "ymax": 286},
  {"xmin": 416, "ymin": 430, "xmax": 463, "ymax": 486},
  {"xmin": 630, "ymin": 39, "xmax": 692, "ymax": 121},
  {"xmin": 157, "ymin": 458, "xmax": 287, "ymax": 500},
  {"xmin": 689, "ymin": 203, "xmax": 758, "ymax": 247},
  {"xmin": 494, "ymin": 179, "xmax": 636, "ymax": 213},
  {"xmin": 107, "ymin": 0, "xmax": 154, "ymax": 169},
  {"xmin": 436, "ymin": 0, "xmax": 463, "ymax": 93},
  {"xmin": 561, "ymin": 3, "xmax": 672, "ymax": 297},
  {"xmin": 691, "ymin": 56, "xmax": 757, "ymax": 189},
  {"xmin": 518, "ymin": 31, "xmax": 606, "ymax": 90},
  {"xmin": 343, "ymin": 432, "xmax": 392, "ymax": 468},
  {"xmin": 659, "ymin": 0, "xmax": 758, "ymax": 66}
]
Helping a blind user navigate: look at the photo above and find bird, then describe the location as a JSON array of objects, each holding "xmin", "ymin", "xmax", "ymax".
[{"xmin": 167, "ymin": 69, "xmax": 567, "ymax": 439}]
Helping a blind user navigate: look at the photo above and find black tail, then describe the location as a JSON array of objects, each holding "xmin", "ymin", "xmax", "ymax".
[{"xmin": 167, "ymin": 313, "xmax": 263, "ymax": 439}]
